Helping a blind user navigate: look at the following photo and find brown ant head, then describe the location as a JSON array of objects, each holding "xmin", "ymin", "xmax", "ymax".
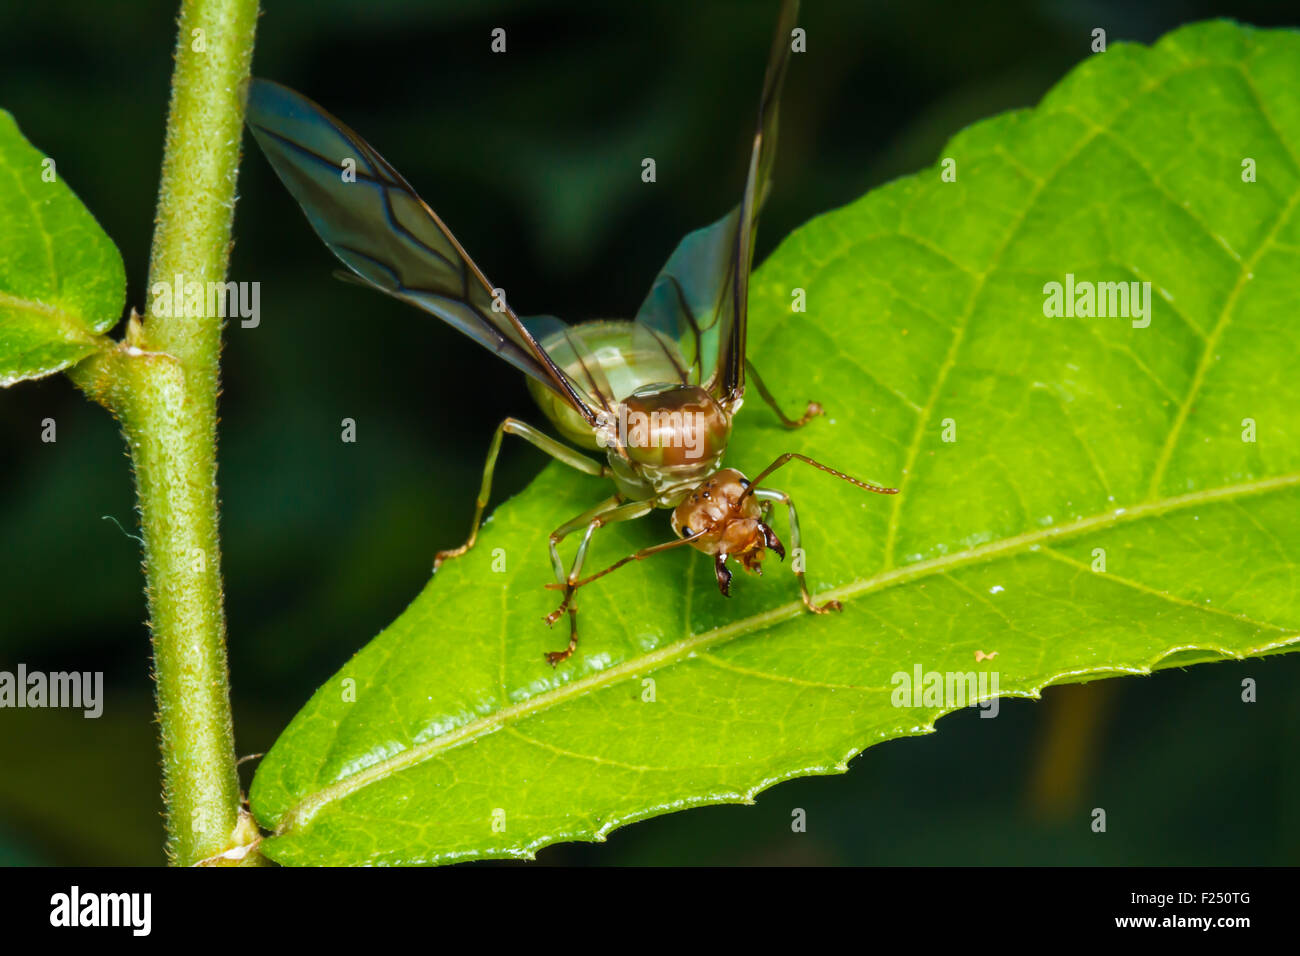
[{"xmin": 671, "ymin": 468, "xmax": 785, "ymax": 595}]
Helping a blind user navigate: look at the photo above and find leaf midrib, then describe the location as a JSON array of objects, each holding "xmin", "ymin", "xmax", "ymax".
[{"xmin": 274, "ymin": 469, "xmax": 1300, "ymax": 836}]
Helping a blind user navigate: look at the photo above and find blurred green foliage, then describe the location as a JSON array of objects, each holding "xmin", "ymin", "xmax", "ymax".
[{"xmin": 1, "ymin": 0, "xmax": 1296, "ymax": 864}]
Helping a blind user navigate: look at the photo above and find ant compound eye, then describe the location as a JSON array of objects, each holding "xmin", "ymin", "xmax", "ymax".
[
  {"xmin": 739, "ymin": 478, "xmax": 750, "ymax": 488},
  {"xmin": 682, "ymin": 526, "xmax": 693, "ymax": 536}
]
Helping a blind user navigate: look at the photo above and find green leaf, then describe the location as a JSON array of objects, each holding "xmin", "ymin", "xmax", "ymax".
[
  {"xmin": 252, "ymin": 20, "xmax": 1300, "ymax": 866},
  {"xmin": 0, "ymin": 110, "xmax": 124, "ymax": 386}
]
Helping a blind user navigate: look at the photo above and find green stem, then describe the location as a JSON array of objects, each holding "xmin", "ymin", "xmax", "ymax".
[{"xmin": 74, "ymin": 0, "xmax": 260, "ymax": 866}]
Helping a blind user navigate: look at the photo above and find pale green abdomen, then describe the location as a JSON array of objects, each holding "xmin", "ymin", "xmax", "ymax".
[{"xmin": 525, "ymin": 320, "xmax": 688, "ymax": 450}]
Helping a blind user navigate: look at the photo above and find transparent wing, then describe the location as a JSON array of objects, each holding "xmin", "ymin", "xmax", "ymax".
[
  {"xmin": 522, "ymin": 315, "xmax": 620, "ymax": 415},
  {"xmin": 244, "ymin": 78, "xmax": 598, "ymax": 426},
  {"xmin": 632, "ymin": 0, "xmax": 797, "ymax": 406}
]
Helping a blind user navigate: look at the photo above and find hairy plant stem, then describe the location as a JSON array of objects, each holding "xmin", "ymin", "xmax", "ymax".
[{"xmin": 72, "ymin": 0, "xmax": 260, "ymax": 865}]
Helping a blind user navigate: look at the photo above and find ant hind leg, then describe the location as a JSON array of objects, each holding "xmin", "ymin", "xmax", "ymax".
[{"xmin": 745, "ymin": 360, "xmax": 824, "ymax": 429}]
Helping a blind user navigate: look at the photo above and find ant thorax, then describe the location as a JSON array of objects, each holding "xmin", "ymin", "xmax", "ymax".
[
  {"xmin": 597, "ymin": 383, "xmax": 732, "ymax": 503},
  {"xmin": 604, "ymin": 446, "xmax": 728, "ymax": 506}
]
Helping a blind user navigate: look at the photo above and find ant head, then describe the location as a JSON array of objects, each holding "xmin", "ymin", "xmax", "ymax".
[{"xmin": 671, "ymin": 469, "xmax": 785, "ymax": 593}]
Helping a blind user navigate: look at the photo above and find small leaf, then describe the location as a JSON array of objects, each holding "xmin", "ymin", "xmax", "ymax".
[
  {"xmin": 0, "ymin": 110, "xmax": 124, "ymax": 386},
  {"xmin": 252, "ymin": 20, "xmax": 1300, "ymax": 865}
]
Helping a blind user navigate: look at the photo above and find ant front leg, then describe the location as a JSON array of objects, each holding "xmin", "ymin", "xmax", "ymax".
[
  {"xmin": 749, "ymin": 487, "xmax": 840, "ymax": 613},
  {"xmin": 543, "ymin": 497, "xmax": 656, "ymax": 665},
  {"xmin": 743, "ymin": 453, "xmax": 897, "ymax": 613}
]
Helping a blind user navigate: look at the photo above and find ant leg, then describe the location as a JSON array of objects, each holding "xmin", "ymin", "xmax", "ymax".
[
  {"xmin": 434, "ymin": 418, "xmax": 609, "ymax": 572},
  {"xmin": 743, "ymin": 459, "xmax": 895, "ymax": 613},
  {"xmin": 750, "ymin": 487, "xmax": 839, "ymax": 613},
  {"xmin": 548, "ymin": 532, "xmax": 701, "ymax": 594},
  {"xmin": 543, "ymin": 497, "xmax": 656, "ymax": 665},
  {"xmin": 745, "ymin": 360, "xmax": 824, "ymax": 428},
  {"xmin": 545, "ymin": 496, "xmax": 622, "ymax": 617}
]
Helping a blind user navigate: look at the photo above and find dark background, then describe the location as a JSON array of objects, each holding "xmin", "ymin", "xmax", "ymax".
[{"xmin": 1, "ymin": 0, "xmax": 1297, "ymax": 865}]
